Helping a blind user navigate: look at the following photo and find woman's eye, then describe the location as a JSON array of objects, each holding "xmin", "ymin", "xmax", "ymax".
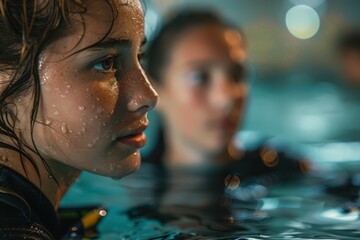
[
  {"xmin": 93, "ymin": 57, "xmax": 116, "ymax": 73},
  {"xmin": 189, "ymin": 69, "xmax": 210, "ymax": 86}
]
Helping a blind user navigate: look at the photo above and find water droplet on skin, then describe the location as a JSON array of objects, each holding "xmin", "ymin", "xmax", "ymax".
[
  {"xmin": 48, "ymin": 175, "xmax": 54, "ymax": 180},
  {"xmin": 94, "ymin": 115, "xmax": 98, "ymax": 119},
  {"xmin": 96, "ymin": 97, "xmax": 100, "ymax": 101},
  {"xmin": 110, "ymin": 164, "xmax": 115, "ymax": 171},
  {"xmin": 45, "ymin": 119, "xmax": 52, "ymax": 125},
  {"xmin": 54, "ymin": 111, "xmax": 59, "ymax": 116},
  {"xmin": 92, "ymin": 137, "xmax": 100, "ymax": 144},
  {"xmin": 78, "ymin": 106, "xmax": 86, "ymax": 111},
  {"xmin": 93, "ymin": 168, "xmax": 98, "ymax": 172},
  {"xmin": 18, "ymin": 98, "xmax": 22, "ymax": 102},
  {"xmin": 1, "ymin": 155, "xmax": 7, "ymax": 161},
  {"xmin": 40, "ymin": 77, "xmax": 47, "ymax": 85},
  {"xmin": 60, "ymin": 95, "xmax": 66, "ymax": 98},
  {"xmin": 66, "ymin": 85, "xmax": 71, "ymax": 88},
  {"xmin": 61, "ymin": 123, "xmax": 69, "ymax": 134},
  {"xmin": 81, "ymin": 127, "xmax": 86, "ymax": 132},
  {"xmin": 96, "ymin": 107, "xmax": 104, "ymax": 114},
  {"xmin": 52, "ymin": 104, "xmax": 56, "ymax": 108},
  {"xmin": 129, "ymin": 99, "xmax": 139, "ymax": 107}
]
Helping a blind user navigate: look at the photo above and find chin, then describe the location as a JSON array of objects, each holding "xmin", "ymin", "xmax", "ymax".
[{"xmin": 92, "ymin": 150, "xmax": 142, "ymax": 178}]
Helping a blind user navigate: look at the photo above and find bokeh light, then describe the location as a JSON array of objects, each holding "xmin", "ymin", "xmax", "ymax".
[{"xmin": 286, "ymin": 5, "xmax": 320, "ymax": 39}]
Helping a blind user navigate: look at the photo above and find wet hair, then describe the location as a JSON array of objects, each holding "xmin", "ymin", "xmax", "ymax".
[
  {"xmin": 145, "ymin": 9, "xmax": 241, "ymax": 85},
  {"xmin": 0, "ymin": 0, "xmax": 115, "ymax": 180},
  {"xmin": 337, "ymin": 30, "xmax": 360, "ymax": 54}
]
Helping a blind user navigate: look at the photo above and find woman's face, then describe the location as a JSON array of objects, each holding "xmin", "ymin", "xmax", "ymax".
[
  {"xmin": 18, "ymin": 0, "xmax": 158, "ymax": 178},
  {"xmin": 158, "ymin": 25, "xmax": 247, "ymax": 155}
]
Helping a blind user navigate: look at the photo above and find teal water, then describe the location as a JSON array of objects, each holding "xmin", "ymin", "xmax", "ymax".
[{"xmin": 61, "ymin": 159, "xmax": 360, "ymax": 240}]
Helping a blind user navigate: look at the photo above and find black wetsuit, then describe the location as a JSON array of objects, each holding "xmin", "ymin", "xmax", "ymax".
[{"xmin": 0, "ymin": 167, "xmax": 59, "ymax": 240}]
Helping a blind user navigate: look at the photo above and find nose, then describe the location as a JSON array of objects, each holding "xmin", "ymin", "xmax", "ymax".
[
  {"xmin": 211, "ymin": 74, "xmax": 247, "ymax": 113},
  {"xmin": 127, "ymin": 68, "xmax": 159, "ymax": 114}
]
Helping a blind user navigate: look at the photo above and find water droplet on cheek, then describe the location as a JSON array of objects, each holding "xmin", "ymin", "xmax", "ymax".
[
  {"xmin": 1, "ymin": 155, "xmax": 7, "ymax": 161},
  {"xmin": 45, "ymin": 119, "xmax": 52, "ymax": 125},
  {"xmin": 78, "ymin": 106, "xmax": 86, "ymax": 111},
  {"xmin": 96, "ymin": 107, "xmax": 104, "ymax": 114},
  {"xmin": 61, "ymin": 123, "xmax": 69, "ymax": 134}
]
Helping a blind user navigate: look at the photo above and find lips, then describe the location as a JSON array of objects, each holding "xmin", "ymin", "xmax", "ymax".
[
  {"xmin": 114, "ymin": 122, "xmax": 148, "ymax": 148},
  {"xmin": 116, "ymin": 132, "xmax": 147, "ymax": 148}
]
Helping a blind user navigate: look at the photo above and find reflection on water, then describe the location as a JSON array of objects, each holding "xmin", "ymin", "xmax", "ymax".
[{"xmin": 62, "ymin": 143, "xmax": 360, "ymax": 239}]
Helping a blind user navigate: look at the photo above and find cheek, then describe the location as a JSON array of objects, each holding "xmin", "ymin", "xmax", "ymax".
[
  {"xmin": 37, "ymin": 73, "xmax": 120, "ymax": 152},
  {"xmin": 163, "ymin": 86, "xmax": 208, "ymax": 134}
]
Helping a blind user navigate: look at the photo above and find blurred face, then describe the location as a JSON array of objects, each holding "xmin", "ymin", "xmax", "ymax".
[
  {"xmin": 17, "ymin": 0, "xmax": 158, "ymax": 178},
  {"xmin": 157, "ymin": 25, "xmax": 247, "ymax": 155}
]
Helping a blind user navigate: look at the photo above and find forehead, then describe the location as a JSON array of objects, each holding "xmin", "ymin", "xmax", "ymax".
[
  {"xmin": 45, "ymin": 0, "xmax": 144, "ymax": 55},
  {"xmin": 78, "ymin": 0, "xmax": 144, "ymax": 39}
]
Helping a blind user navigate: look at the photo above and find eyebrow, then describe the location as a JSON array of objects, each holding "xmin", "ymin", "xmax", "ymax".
[
  {"xmin": 68, "ymin": 37, "xmax": 147, "ymax": 59},
  {"xmin": 89, "ymin": 38, "xmax": 132, "ymax": 49}
]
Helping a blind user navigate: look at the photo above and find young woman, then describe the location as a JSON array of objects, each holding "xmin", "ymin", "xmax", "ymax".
[
  {"xmin": 0, "ymin": 0, "xmax": 158, "ymax": 239},
  {"xmin": 145, "ymin": 10, "xmax": 248, "ymax": 168}
]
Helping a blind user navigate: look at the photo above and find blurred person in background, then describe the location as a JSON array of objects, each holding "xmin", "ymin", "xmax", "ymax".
[
  {"xmin": 145, "ymin": 10, "xmax": 248, "ymax": 169},
  {"xmin": 142, "ymin": 9, "xmax": 306, "ymax": 180},
  {"xmin": 337, "ymin": 30, "xmax": 360, "ymax": 88}
]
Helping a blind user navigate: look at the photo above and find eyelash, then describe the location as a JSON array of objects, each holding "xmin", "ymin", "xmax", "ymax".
[
  {"xmin": 93, "ymin": 55, "xmax": 119, "ymax": 73},
  {"xmin": 92, "ymin": 48, "xmax": 146, "ymax": 74}
]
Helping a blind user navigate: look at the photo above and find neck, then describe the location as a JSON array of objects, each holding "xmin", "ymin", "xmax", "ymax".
[
  {"xmin": 0, "ymin": 148, "xmax": 80, "ymax": 209},
  {"xmin": 163, "ymin": 134, "xmax": 230, "ymax": 168}
]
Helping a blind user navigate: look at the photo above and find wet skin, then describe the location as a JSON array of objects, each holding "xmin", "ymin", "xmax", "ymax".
[{"xmin": 0, "ymin": 0, "xmax": 158, "ymax": 207}]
